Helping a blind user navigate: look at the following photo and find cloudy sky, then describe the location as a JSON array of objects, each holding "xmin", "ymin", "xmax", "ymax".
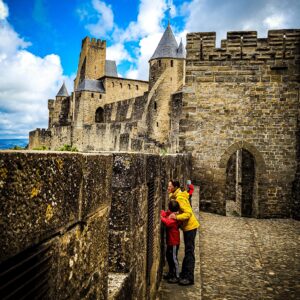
[{"xmin": 0, "ymin": 0, "xmax": 299, "ymax": 139}]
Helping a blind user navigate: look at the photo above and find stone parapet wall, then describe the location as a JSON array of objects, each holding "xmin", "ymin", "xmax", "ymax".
[
  {"xmin": 0, "ymin": 151, "xmax": 112, "ymax": 299},
  {"xmin": 0, "ymin": 151, "xmax": 191, "ymax": 299},
  {"xmin": 108, "ymin": 153, "xmax": 191, "ymax": 300}
]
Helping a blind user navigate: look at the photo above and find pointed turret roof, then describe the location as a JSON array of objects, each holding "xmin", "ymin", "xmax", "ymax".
[
  {"xmin": 56, "ymin": 82, "xmax": 69, "ymax": 97},
  {"xmin": 177, "ymin": 39, "xmax": 185, "ymax": 58},
  {"xmin": 151, "ymin": 24, "xmax": 183, "ymax": 60}
]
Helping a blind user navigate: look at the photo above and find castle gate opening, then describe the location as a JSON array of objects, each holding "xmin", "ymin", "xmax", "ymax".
[{"xmin": 226, "ymin": 149, "xmax": 255, "ymax": 217}]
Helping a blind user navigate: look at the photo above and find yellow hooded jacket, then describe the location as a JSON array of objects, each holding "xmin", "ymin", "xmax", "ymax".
[{"xmin": 170, "ymin": 188, "xmax": 200, "ymax": 232}]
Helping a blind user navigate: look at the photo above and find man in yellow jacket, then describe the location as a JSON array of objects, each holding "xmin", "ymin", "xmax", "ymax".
[{"xmin": 168, "ymin": 180, "xmax": 199, "ymax": 285}]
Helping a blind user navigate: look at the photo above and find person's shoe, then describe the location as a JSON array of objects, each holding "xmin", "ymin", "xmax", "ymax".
[
  {"xmin": 178, "ymin": 278, "xmax": 194, "ymax": 285},
  {"xmin": 163, "ymin": 273, "xmax": 173, "ymax": 280},
  {"xmin": 168, "ymin": 277, "xmax": 179, "ymax": 284}
]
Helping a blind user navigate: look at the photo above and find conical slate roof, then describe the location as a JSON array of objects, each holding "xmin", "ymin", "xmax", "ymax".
[
  {"xmin": 56, "ymin": 82, "xmax": 69, "ymax": 97},
  {"xmin": 151, "ymin": 24, "xmax": 185, "ymax": 60},
  {"xmin": 177, "ymin": 39, "xmax": 185, "ymax": 58}
]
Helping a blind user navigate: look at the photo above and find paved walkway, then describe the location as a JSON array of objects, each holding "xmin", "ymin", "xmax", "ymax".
[
  {"xmin": 158, "ymin": 186, "xmax": 300, "ymax": 300},
  {"xmin": 199, "ymin": 212, "xmax": 300, "ymax": 300}
]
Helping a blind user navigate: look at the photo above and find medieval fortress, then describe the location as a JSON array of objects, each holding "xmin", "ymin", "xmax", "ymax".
[{"xmin": 29, "ymin": 25, "xmax": 300, "ymax": 220}]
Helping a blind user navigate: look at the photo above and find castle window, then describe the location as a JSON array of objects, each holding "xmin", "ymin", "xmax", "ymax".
[
  {"xmin": 154, "ymin": 101, "xmax": 157, "ymax": 110},
  {"xmin": 95, "ymin": 107, "xmax": 104, "ymax": 123},
  {"xmin": 171, "ymin": 60, "xmax": 173, "ymax": 67},
  {"xmin": 136, "ymin": 85, "xmax": 139, "ymax": 90},
  {"xmin": 112, "ymin": 82, "xmax": 115, "ymax": 87},
  {"xmin": 120, "ymin": 83, "xmax": 123, "ymax": 88},
  {"xmin": 99, "ymin": 94, "xmax": 102, "ymax": 99},
  {"xmin": 91, "ymin": 93, "xmax": 94, "ymax": 98},
  {"xmin": 158, "ymin": 60, "xmax": 161, "ymax": 67},
  {"xmin": 128, "ymin": 84, "xmax": 131, "ymax": 89},
  {"xmin": 156, "ymin": 122, "xmax": 159, "ymax": 127}
]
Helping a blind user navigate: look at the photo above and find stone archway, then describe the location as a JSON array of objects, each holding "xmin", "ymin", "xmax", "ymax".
[{"xmin": 220, "ymin": 141, "xmax": 266, "ymax": 217}]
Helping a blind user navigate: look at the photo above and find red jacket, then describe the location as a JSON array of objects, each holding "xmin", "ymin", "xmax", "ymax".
[
  {"xmin": 187, "ymin": 184, "xmax": 194, "ymax": 196},
  {"xmin": 160, "ymin": 210, "xmax": 180, "ymax": 246}
]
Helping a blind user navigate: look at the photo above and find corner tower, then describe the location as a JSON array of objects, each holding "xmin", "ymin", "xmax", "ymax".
[{"xmin": 148, "ymin": 24, "xmax": 185, "ymax": 145}]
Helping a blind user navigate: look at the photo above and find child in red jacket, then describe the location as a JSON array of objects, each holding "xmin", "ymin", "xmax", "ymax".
[{"xmin": 160, "ymin": 200, "xmax": 180, "ymax": 283}]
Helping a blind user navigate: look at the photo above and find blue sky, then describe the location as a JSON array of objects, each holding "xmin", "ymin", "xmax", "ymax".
[{"xmin": 0, "ymin": 0, "xmax": 300, "ymax": 139}]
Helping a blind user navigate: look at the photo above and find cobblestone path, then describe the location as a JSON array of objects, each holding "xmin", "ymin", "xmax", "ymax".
[{"xmin": 199, "ymin": 212, "xmax": 300, "ymax": 300}]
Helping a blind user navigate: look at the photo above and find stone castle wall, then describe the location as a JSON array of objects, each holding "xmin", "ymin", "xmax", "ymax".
[
  {"xmin": 180, "ymin": 29, "xmax": 300, "ymax": 217},
  {"xmin": 104, "ymin": 77, "xmax": 148, "ymax": 104},
  {"xmin": 0, "ymin": 151, "xmax": 191, "ymax": 300}
]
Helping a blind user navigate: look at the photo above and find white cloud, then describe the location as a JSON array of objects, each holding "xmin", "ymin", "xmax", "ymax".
[
  {"xmin": 126, "ymin": 33, "xmax": 162, "ymax": 80},
  {"xmin": 0, "ymin": 0, "xmax": 8, "ymax": 20},
  {"xmin": 182, "ymin": 0, "xmax": 300, "ymax": 45},
  {"xmin": 106, "ymin": 43, "xmax": 132, "ymax": 65},
  {"xmin": 80, "ymin": 0, "xmax": 114, "ymax": 37},
  {"xmin": 263, "ymin": 15, "xmax": 285, "ymax": 28},
  {"xmin": 0, "ymin": 0, "xmax": 71, "ymax": 138}
]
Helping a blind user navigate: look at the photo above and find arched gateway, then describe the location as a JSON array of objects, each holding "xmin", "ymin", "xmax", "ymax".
[{"xmin": 220, "ymin": 141, "xmax": 266, "ymax": 217}]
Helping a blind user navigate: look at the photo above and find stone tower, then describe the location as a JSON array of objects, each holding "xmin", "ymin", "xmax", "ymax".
[
  {"xmin": 148, "ymin": 24, "xmax": 185, "ymax": 144},
  {"xmin": 74, "ymin": 37, "xmax": 106, "ymax": 89},
  {"xmin": 48, "ymin": 82, "xmax": 71, "ymax": 127}
]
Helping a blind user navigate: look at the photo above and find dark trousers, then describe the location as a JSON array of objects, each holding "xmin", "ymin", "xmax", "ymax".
[
  {"xmin": 181, "ymin": 228, "xmax": 197, "ymax": 282},
  {"xmin": 166, "ymin": 245, "xmax": 180, "ymax": 278}
]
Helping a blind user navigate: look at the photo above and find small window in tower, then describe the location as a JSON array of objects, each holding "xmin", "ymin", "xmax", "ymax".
[
  {"xmin": 136, "ymin": 85, "xmax": 139, "ymax": 90},
  {"xmin": 91, "ymin": 93, "xmax": 94, "ymax": 98},
  {"xmin": 156, "ymin": 122, "xmax": 159, "ymax": 127},
  {"xmin": 154, "ymin": 101, "xmax": 157, "ymax": 110},
  {"xmin": 171, "ymin": 60, "xmax": 173, "ymax": 67},
  {"xmin": 158, "ymin": 60, "xmax": 161, "ymax": 67},
  {"xmin": 128, "ymin": 84, "xmax": 131, "ymax": 89},
  {"xmin": 99, "ymin": 94, "xmax": 102, "ymax": 99},
  {"xmin": 120, "ymin": 83, "xmax": 123, "ymax": 88},
  {"xmin": 112, "ymin": 82, "xmax": 115, "ymax": 87},
  {"xmin": 170, "ymin": 77, "xmax": 172, "ymax": 81}
]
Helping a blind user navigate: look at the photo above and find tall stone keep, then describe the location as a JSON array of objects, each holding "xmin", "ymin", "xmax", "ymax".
[
  {"xmin": 74, "ymin": 37, "xmax": 106, "ymax": 89},
  {"xmin": 148, "ymin": 24, "xmax": 185, "ymax": 144}
]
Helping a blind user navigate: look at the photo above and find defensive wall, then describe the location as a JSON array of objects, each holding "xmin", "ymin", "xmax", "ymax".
[
  {"xmin": 0, "ymin": 150, "xmax": 191, "ymax": 299},
  {"xmin": 179, "ymin": 29, "xmax": 300, "ymax": 218}
]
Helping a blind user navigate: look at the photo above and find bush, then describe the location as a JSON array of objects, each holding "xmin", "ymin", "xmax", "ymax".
[
  {"xmin": 57, "ymin": 144, "xmax": 78, "ymax": 152},
  {"xmin": 32, "ymin": 146, "xmax": 49, "ymax": 150},
  {"xmin": 10, "ymin": 145, "xmax": 26, "ymax": 150}
]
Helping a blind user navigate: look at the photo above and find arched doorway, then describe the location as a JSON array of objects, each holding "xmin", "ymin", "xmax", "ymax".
[
  {"xmin": 225, "ymin": 149, "xmax": 255, "ymax": 217},
  {"xmin": 95, "ymin": 107, "xmax": 104, "ymax": 123},
  {"xmin": 241, "ymin": 149, "xmax": 255, "ymax": 217}
]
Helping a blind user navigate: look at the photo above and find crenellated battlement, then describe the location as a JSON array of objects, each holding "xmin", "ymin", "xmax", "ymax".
[
  {"xmin": 82, "ymin": 36, "xmax": 106, "ymax": 48},
  {"xmin": 187, "ymin": 29, "xmax": 300, "ymax": 61}
]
